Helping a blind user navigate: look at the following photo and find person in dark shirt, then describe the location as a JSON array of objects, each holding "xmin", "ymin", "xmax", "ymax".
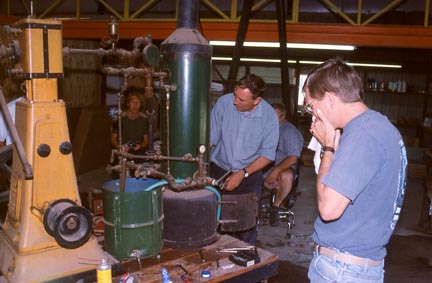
[{"xmin": 110, "ymin": 88, "xmax": 148, "ymax": 155}]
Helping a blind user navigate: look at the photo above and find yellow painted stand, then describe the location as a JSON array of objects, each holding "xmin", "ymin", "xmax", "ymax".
[{"xmin": 0, "ymin": 18, "xmax": 105, "ymax": 283}]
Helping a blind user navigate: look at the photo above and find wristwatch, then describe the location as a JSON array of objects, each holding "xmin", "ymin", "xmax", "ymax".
[
  {"xmin": 320, "ymin": 146, "xmax": 335, "ymax": 159},
  {"xmin": 242, "ymin": 168, "xmax": 249, "ymax": 178}
]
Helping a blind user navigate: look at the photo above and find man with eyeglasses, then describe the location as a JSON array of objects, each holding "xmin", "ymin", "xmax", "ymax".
[
  {"xmin": 303, "ymin": 58, "xmax": 407, "ymax": 283},
  {"xmin": 210, "ymin": 74, "xmax": 279, "ymax": 245}
]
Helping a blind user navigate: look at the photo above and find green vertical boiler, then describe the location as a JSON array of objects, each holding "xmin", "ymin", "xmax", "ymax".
[{"xmin": 159, "ymin": 0, "xmax": 212, "ymax": 178}]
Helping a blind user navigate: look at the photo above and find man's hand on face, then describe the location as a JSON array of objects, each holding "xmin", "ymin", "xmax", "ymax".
[{"xmin": 310, "ymin": 109, "xmax": 335, "ymax": 147}]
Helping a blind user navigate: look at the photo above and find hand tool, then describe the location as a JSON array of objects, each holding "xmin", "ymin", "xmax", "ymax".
[
  {"xmin": 177, "ymin": 264, "xmax": 191, "ymax": 283},
  {"xmin": 217, "ymin": 246, "xmax": 256, "ymax": 253}
]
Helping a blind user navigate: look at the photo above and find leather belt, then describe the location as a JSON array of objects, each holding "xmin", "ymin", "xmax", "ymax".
[{"xmin": 314, "ymin": 244, "xmax": 383, "ymax": 267}]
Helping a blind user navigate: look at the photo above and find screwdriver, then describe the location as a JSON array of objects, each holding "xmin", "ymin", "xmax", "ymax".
[
  {"xmin": 178, "ymin": 264, "xmax": 192, "ymax": 283},
  {"xmin": 181, "ymin": 274, "xmax": 191, "ymax": 283}
]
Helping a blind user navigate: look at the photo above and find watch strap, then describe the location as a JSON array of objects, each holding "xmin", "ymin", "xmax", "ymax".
[
  {"xmin": 320, "ymin": 146, "xmax": 335, "ymax": 158},
  {"xmin": 322, "ymin": 146, "xmax": 335, "ymax": 153}
]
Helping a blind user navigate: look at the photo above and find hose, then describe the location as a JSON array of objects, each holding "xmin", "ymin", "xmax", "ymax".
[{"xmin": 143, "ymin": 179, "xmax": 222, "ymax": 221}]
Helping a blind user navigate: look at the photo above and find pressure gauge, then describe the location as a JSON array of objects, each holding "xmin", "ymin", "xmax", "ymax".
[{"xmin": 198, "ymin": 144, "xmax": 206, "ymax": 154}]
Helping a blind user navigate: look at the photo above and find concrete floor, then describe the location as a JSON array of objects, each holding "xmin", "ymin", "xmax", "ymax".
[{"xmin": 74, "ymin": 163, "xmax": 432, "ymax": 283}]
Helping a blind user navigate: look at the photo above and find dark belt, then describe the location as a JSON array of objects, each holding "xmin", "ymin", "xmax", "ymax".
[{"xmin": 314, "ymin": 244, "xmax": 383, "ymax": 267}]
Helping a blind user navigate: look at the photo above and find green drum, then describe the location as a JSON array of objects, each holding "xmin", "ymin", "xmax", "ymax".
[{"xmin": 102, "ymin": 178, "xmax": 163, "ymax": 260}]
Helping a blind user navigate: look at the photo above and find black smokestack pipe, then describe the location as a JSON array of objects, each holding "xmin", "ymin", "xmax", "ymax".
[{"xmin": 177, "ymin": 0, "xmax": 199, "ymax": 29}]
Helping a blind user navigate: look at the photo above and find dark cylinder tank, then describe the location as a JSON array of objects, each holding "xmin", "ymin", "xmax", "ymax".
[
  {"xmin": 159, "ymin": 0, "xmax": 212, "ymax": 179},
  {"xmin": 163, "ymin": 189, "xmax": 218, "ymax": 248},
  {"xmin": 159, "ymin": 0, "xmax": 217, "ymax": 249}
]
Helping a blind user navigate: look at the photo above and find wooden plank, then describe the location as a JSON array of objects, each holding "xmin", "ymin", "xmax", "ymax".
[{"xmin": 112, "ymin": 235, "xmax": 279, "ymax": 283}]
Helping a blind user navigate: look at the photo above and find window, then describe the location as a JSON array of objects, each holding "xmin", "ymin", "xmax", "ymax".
[{"xmin": 297, "ymin": 74, "xmax": 307, "ymax": 108}]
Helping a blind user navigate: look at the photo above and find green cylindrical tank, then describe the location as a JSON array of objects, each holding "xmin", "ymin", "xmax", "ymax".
[
  {"xmin": 102, "ymin": 178, "xmax": 163, "ymax": 260},
  {"xmin": 159, "ymin": 0, "xmax": 212, "ymax": 178}
]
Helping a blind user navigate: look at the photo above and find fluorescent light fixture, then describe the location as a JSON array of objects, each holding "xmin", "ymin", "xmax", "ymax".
[
  {"xmin": 240, "ymin": 58, "xmax": 281, "ymax": 63},
  {"xmin": 212, "ymin": 56, "xmax": 233, "ymax": 61},
  {"xmin": 212, "ymin": 57, "xmax": 296, "ymax": 63},
  {"xmin": 348, "ymin": 62, "xmax": 402, "ymax": 68},
  {"xmin": 298, "ymin": 60, "xmax": 323, "ymax": 65},
  {"xmin": 287, "ymin": 43, "xmax": 355, "ymax": 51},
  {"xmin": 210, "ymin": 40, "xmax": 356, "ymax": 51},
  {"xmin": 213, "ymin": 57, "xmax": 401, "ymax": 68},
  {"xmin": 210, "ymin": 41, "xmax": 236, "ymax": 46},
  {"xmin": 299, "ymin": 60, "xmax": 402, "ymax": 68}
]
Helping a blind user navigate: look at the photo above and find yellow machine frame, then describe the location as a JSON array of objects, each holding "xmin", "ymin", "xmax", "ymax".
[{"xmin": 0, "ymin": 18, "xmax": 105, "ymax": 283}]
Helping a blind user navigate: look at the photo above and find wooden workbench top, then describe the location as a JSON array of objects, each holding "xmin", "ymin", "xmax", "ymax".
[{"xmin": 111, "ymin": 234, "xmax": 279, "ymax": 283}]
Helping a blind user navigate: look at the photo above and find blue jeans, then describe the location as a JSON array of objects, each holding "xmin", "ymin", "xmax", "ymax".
[{"xmin": 308, "ymin": 250, "xmax": 384, "ymax": 283}]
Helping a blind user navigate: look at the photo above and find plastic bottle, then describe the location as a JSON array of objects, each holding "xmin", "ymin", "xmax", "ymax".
[{"xmin": 161, "ymin": 267, "xmax": 172, "ymax": 283}]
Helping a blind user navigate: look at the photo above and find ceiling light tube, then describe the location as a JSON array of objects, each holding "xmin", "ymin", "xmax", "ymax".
[
  {"xmin": 299, "ymin": 60, "xmax": 401, "ymax": 68},
  {"xmin": 287, "ymin": 43, "xmax": 355, "ymax": 50},
  {"xmin": 213, "ymin": 57, "xmax": 401, "ymax": 68},
  {"xmin": 210, "ymin": 40, "xmax": 356, "ymax": 51},
  {"xmin": 348, "ymin": 62, "xmax": 402, "ymax": 68},
  {"xmin": 212, "ymin": 57, "xmax": 297, "ymax": 63}
]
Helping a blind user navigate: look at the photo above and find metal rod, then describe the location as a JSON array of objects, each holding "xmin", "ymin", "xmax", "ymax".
[
  {"xmin": 0, "ymin": 88, "xmax": 33, "ymax": 179},
  {"xmin": 165, "ymin": 90, "xmax": 171, "ymax": 174},
  {"xmin": 227, "ymin": 0, "xmax": 253, "ymax": 92},
  {"xmin": 117, "ymin": 91, "xmax": 123, "ymax": 150},
  {"xmin": 276, "ymin": 0, "xmax": 292, "ymax": 121},
  {"xmin": 219, "ymin": 246, "xmax": 255, "ymax": 251},
  {"xmin": 133, "ymin": 250, "xmax": 143, "ymax": 273},
  {"xmin": 120, "ymin": 158, "xmax": 127, "ymax": 192},
  {"xmin": 199, "ymin": 250, "xmax": 206, "ymax": 263},
  {"xmin": 177, "ymin": 264, "xmax": 191, "ymax": 275},
  {"xmin": 361, "ymin": 0, "xmax": 404, "ymax": 26},
  {"xmin": 146, "ymin": 102, "xmax": 155, "ymax": 153},
  {"xmin": 322, "ymin": 0, "xmax": 356, "ymax": 25}
]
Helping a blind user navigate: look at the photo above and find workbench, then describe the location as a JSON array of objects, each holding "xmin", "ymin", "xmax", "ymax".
[
  {"xmin": 111, "ymin": 234, "xmax": 279, "ymax": 282},
  {"xmin": 48, "ymin": 234, "xmax": 278, "ymax": 282}
]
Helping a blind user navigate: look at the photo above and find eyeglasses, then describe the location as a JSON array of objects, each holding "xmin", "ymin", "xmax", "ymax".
[{"xmin": 304, "ymin": 99, "xmax": 315, "ymax": 115}]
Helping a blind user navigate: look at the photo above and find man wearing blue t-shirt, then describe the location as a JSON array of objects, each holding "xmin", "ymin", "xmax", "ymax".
[
  {"xmin": 303, "ymin": 58, "xmax": 407, "ymax": 283},
  {"xmin": 263, "ymin": 103, "xmax": 303, "ymax": 227},
  {"xmin": 210, "ymin": 74, "xmax": 279, "ymax": 245}
]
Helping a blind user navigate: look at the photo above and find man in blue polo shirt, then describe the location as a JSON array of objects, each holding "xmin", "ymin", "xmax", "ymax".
[
  {"xmin": 210, "ymin": 74, "xmax": 279, "ymax": 245},
  {"xmin": 263, "ymin": 103, "xmax": 304, "ymax": 227}
]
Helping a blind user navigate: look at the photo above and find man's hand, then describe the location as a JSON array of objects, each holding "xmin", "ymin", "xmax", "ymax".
[
  {"xmin": 223, "ymin": 170, "xmax": 244, "ymax": 191},
  {"xmin": 310, "ymin": 109, "xmax": 337, "ymax": 147},
  {"xmin": 264, "ymin": 168, "xmax": 279, "ymax": 189}
]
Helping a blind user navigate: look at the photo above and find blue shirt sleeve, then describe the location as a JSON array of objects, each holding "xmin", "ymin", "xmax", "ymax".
[{"xmin": 257, "ymin": 110, "xmax": 279, "ymax": 161}]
